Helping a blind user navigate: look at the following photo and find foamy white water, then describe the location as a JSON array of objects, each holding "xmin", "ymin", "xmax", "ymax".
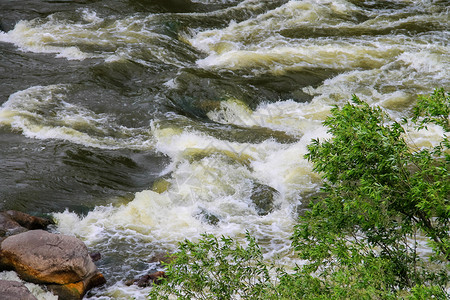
[
  {"xmin": 0, "ymin": 85, "xmax": 155, "ymax": 150},
  {"xmin": 0, "ymin": 9, "xmax": 192, "ymax": 67},
  {"xmin": 207, "ymin": 97, "xmax": 331, "ymax": 136},
  {"xmin": 189, "ymin": 0, "xmax": 449, "ymax": 104},
  {"xmin": 54, "ymin": 121, "xmax": 324, "ymax": 244}
]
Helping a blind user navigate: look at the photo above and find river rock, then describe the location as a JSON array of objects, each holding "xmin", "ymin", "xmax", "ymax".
[
  {"xmin": 0, "ymin": 213, "xmax": 28, "ymax": 238},
  {"xmin": 0, "ymin": 210, "xmax": 54, "ymax": 238},
  {"xmin": 250, "ymin": 183, "xmax": 279, "ymax": 216},
  {"xmin": 5, "ymin": 210, "xmax": 54, "ymax": 229},
  {"xmin": 148, "ymin": 252, "xmax": 176, "ymax": 265},
  {"xmin": 0, "ymin": 230, "xmax": 105, "ymax": 300},
  {"xmin": 0, "ymin": 280, "xmax": 38, "ymax": 300},
  {"xmin": 89, "ymin": 252, "xmax": 102, "ymax": 262},
  {"xmin": 125, "ymin": 271, "xmax": 167, "ymax": 287},
  {"xmin": 197, "ymin": 208, "xmax": 220, "ymax": 226}
]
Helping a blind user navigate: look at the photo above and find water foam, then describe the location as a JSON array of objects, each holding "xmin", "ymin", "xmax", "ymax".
[
  {"xmin": 189, "ymin": 0, "xmax": 449, "ymax": 109},
  {"xmin": 0, "ymin": 19, "xmax": 94, "ymax": 60},
  {"xmin": 190, "ymin": 0, "xmax": 361, "ymax": 54},
  {"xmin": 0, "ymin": 85, "xmax": 155, "ymax": 150},
  {"xmin": 207, "ymin": 97, "xmax": 331, "ymax": 136},
  {"xmin": 0, "ymin": 9, "xmax": 193, "ymax": 67},
  {"xmin": 54, "ymin": 117, "xmax": 326, "ymax": 256},
  {"xmin": 0, "ymin": 271, "xmax": 58, "ymax": 300}
]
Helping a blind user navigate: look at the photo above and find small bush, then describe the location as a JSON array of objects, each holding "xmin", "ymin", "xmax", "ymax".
[{"xmin": 148, "ymin": 233, "xmax": 282, "ymax": 299}]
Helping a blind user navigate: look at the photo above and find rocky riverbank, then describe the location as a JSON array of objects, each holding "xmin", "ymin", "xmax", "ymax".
[{"xmin": 0, "ymin": 210, "xmax": 106, "ymax": 299}]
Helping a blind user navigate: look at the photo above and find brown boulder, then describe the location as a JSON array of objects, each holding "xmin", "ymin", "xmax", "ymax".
[
  {"xmin": 4, "ymin": 210, "xmax": 54, "ymax": 230},
  {"xmin": 0, "ymin": 210, "xmax": 54, "ymax": 238},
  {"xmin": 0, "ymin": 280, "xmax": 38, "ymax": 300},
  {"xmin": 0, "ymin": 213, "xmax": 28, "ymax": 238},
  {"xmin": 148, "ymin": 252, "xmax": 175, "ymax": 264},
  {"xmin": 125, "ymin": 271, "xmax": 167, "ymax": 287},
  {"xmin": 0, "ymin": 230, "xmax": 105, "ymax": 299},
  {"xmin": 89, "ymin": 252, "xmax": 102, "ymax": 262}
]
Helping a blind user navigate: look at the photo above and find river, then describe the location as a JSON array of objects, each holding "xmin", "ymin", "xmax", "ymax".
[{"xmin": 0, "ymin": 0, "xmax": 448, "ymax": 299}]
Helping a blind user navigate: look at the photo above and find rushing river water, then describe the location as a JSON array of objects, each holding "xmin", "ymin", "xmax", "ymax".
[{"xmin": 0, "ymin": 0, "xmax": 449, "ymax": 298}]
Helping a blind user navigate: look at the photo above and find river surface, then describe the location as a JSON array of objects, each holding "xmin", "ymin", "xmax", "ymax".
[{"xmin": 0, "ymin": 0, "xmax": 448, "ymax": 299}]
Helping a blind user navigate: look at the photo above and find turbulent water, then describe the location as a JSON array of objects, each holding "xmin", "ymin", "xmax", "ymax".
[{"xmin": 0, "ymin": 0, "xmax": 448, "ymax": 298}]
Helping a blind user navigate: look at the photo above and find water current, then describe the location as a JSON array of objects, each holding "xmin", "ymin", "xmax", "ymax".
[{"xmin": 0, "ymin": 0, "xmax": 449, "ymax": 298}]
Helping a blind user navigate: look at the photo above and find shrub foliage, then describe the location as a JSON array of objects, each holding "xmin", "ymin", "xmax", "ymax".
[
  {"xmin": 148, "ymin": 233, "xmax": 282, "ymax": 299},
  {"xmin": 149, "ymin": 89, "xmax": 449, "ymax": 299}
]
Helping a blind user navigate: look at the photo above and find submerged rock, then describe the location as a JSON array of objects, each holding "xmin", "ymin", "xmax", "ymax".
[
  {"xmin": 182, "ymin": 147, "xmax": 253, "ymax": 166},
  {"xmin": 89, "ymin": 252, "xmax": 102, "ymax": 262},
  {"xmin": 152, "ymin": 177, "xmax": 171, "ymax": 194},
  {"xmin": 197, "ymin": 208, "xmax": 220, "ymax": 226},
  {"xmin": 0, "ymin": 230, "xmax": 105, "ymax": 300},
  {"xmin": 125, "ymin": 271, "xmax": 167, "ymax": 287},
  {"xmin": 148, "ymin": 252, "xmax": 175, "ymax": 265},
  {"xmin": 250, "ymin": 183, "xmax": 279, "ymax": 216},
  {"xmin": 0, "ymin": 280, "xmax": 38, "ymax": 300}
]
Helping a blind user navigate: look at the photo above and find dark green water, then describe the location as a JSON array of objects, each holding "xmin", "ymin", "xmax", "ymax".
[{"xmin": 0, "ymin": 0, "xmax": 448, "ymax": 298}]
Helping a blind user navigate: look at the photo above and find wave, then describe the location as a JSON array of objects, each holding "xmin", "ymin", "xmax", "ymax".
[{"xmin": 0, "ymin": 85, "xmax": 155, "ymax": 150}]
